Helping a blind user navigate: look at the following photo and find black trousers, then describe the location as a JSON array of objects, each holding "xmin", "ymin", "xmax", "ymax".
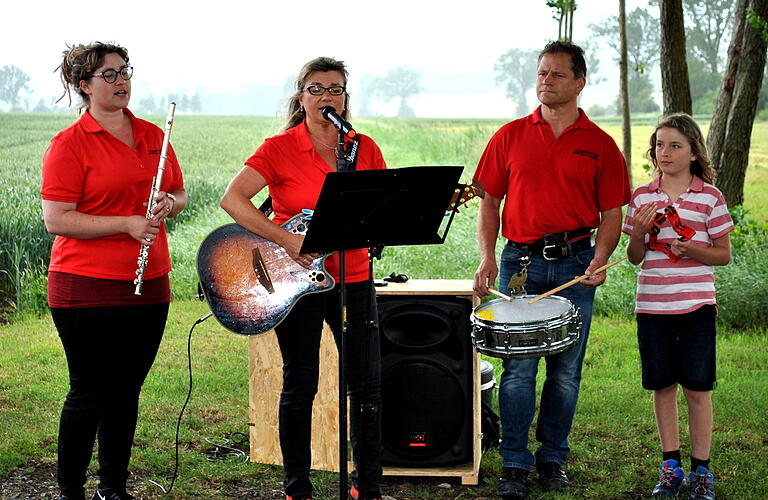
[
  {"xmin": 51, "ymin": 304, "xmax": 167, "ymax": 498},
  {"xmin": 275, "ymin": 281, "xmax": 382, "ymax": 498}
]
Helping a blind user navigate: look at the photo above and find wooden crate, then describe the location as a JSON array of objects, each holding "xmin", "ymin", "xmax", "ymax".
[{"xmin": 247, "ymin": 279, "xmax": 482, "ymax": 485}]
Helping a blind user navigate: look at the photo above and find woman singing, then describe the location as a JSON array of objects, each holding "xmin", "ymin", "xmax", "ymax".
[
  {"xmin": 41, "ymin": 42, "xmax": 186, "ymax": 500},
  {"xmin": 220, "ymin": 56, "xmax": 385, "ymax": 500}
]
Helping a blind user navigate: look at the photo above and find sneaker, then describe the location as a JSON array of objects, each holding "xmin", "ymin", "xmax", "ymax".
[
  {"xmin": 536, "ymin": 461, "xmax": 570, "ymax": 491},
  {"xmin": 689, "ymin": 466, "xmax": 715, "ymax": 500},
  {"xmin": 92, "ymin": 488, "xmax": 135, "ymax": 500},
  {"xmin": 497, "ymin": 467, "xmax": 529, "ymax": 499},
  {"xmin": 350, "ymin": 484, "xmax": 382, "ymax": 500},
  {"xmin": 652, "ymin": 459, "xmax": 686, "ymax": 498}
]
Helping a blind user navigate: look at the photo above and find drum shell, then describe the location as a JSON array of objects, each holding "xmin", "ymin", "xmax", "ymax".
[{"xmin": 471, "ymin": 296, "xmax": 582, "ymax": 359}]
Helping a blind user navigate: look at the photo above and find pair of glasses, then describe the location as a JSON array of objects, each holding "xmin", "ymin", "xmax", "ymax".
[
  {"xmin": 90, "ymin": 66, "xmax": 134, "ymax": 84},
  {"xmin": 303, "ymin": 85, "xmax": 345, "ymax": 96}
]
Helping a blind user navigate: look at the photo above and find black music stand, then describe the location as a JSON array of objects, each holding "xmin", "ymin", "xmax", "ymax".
[{"xmin": 300, "ymin": 166, "xmax": 464, "ymax": 500}]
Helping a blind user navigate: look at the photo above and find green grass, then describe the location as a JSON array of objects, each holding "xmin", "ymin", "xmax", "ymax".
[
  {"xmin": 2, "ymin": 113, "xmax": 768, "ymax": 325},
  {"xmin": 0, "ymin": 303, "xmax": 766, "ymax": 498}
]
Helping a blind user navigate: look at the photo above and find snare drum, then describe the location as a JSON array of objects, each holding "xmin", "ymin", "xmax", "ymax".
[{"xmin": 471, "ymin": 295, "xmax": 581, "ymax": 359}]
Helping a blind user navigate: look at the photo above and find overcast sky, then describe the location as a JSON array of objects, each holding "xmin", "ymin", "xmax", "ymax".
[{"xmin": 2, "ymin": 0, "xmax": 651, "ymax": 118}]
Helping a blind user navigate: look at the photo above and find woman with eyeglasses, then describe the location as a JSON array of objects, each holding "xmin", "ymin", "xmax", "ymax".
[
  {"xmin": 41, "ymin": 42, "xmax": 186, "ymax": 500},
  {"xmin": 220, "ymin": 56, "xmax": 386, "ymax": 500}
]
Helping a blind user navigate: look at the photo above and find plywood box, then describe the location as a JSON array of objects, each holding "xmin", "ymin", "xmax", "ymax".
[{"xmin": 247, "ymin": 279, "xmax": 482, "ymax": 484}]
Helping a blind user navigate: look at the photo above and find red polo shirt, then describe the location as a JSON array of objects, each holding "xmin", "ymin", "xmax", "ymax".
[
  {"xmin": 474, "ymin": 106, "xmax": 630, "ymax": 243},
  {"xmin": 41, "ymin": 109, "xmax": 184, "ymax": 281},
  {"xmin": 245, "ymin": 121, "xmax": 386, "ymax": 283}
]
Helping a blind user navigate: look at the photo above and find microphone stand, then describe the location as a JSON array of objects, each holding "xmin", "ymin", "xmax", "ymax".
[{"xmin": 336, "ymin": 129, "xmax": 349, "ymax": 500}]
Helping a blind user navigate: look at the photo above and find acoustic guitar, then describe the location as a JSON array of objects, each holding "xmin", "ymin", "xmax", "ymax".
[{"xmin": 197, "ymin": 182, "xmax": 482, "ymax": 335}]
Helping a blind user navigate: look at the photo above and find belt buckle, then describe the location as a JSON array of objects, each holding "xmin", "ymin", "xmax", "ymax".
[{"xmin": 542, "ymin": 244, "xmax": 564, "ymax": 261}]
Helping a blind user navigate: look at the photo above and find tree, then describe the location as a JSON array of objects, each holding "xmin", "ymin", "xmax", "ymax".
[
  {"xmin": 660, "ymin": 0, "xmax": 693, "ymax": 114},
  {"xmin": 547, "ymin": 0, "xmax": 576, "ymax": 41},
  {"xmin": 494, "ymin": 48, "xmax": 539, "ymax": 117},
  {"xmin": 189, "ymin": 92, "xmax": 202, "ymax": 114},
  {"xmin": 590, "ymin": 8, "xmax": 660, "ymax": 113},
  {"xmin": 684, "ymin": 0, "xmax": 735, "ymax": 74},
  {"xmin": 0, "ymin": 65, "xmax": 30, "ymax": 110},
  {"xmin": 682, "ymin": 0, "xmax": 736, "ymax": 110},
  {"xmin": 354, "ymin": 74, "xmax": 378, "ymax": 117},
  {"xmin": 32, "ymin": 98, "xmax": 50, "ymax": 113},
  {"xmin": 619, "ymin": 0, "xmax": 633, "ymax": 186},
  {"xmin": 708, "ymin": 0, "xmax": 768, "ymax": 206},
  {"xmin": 373, "ymin": 67, "xmax": 423, "ymax": 118},
  {"xmin": 137, "ymin": 95, "xmax": 161, "ymax": 115}
]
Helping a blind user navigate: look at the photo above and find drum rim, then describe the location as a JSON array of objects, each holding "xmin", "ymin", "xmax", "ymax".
[{"xmin": 471, "ymin": 295, "xmax": 575, "ymax": 327}]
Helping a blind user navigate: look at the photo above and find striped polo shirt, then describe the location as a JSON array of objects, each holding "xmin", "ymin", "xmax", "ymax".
[{"xmin": 622, "ymin": 176, "xmax": 734, "ymax": 314}]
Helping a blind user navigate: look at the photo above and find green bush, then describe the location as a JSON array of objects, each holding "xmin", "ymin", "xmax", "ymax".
[{"xmin": 597, "ymin": 210, "xmax": 768, "ymax": 329}]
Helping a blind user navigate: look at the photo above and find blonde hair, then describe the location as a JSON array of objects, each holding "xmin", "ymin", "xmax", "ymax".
[
  {"xmin": 647, "ymin": 112, "xmax": 715, "ymax": 184},
  {"xmin": 282, "ymin": 56, "xmax": 350, "ymax": 132},
  {"xmin": 56, "ymin": 41, "xmax": 129, "ymax": 108}
]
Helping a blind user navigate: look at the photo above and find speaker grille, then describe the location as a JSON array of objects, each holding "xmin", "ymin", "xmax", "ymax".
[{"xmin": 378, "ymin": 296, "xmax": 473, "ymax": 467}]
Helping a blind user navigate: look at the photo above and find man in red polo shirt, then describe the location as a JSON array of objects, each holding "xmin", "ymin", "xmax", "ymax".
[{"xmin": 473, "ymin": 41, "xmax": 631, "ymax": 500}]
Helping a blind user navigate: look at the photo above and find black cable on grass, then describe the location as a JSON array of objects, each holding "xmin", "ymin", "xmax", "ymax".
[{"xmin": 148, "ymin": 311, "xmax": 212, "ymax": 495}]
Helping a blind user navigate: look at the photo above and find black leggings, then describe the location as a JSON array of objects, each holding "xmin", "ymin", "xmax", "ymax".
[
  {"xmin": 51, "ymin": 304, "xmax": 168, "ymax": 498},
  {"xmin": 275, "ymin": 281, "xmax": 382, "ymax": 498}
]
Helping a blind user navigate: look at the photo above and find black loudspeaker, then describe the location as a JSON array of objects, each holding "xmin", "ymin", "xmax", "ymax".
[{"xmin": 378, "ymin": 295, "xmax": 473, "ymax": 467}]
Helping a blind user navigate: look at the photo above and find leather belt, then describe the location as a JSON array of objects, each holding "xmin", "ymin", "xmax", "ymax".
[{"xmin": 509, "ymin": 228, "xmax": 594, "ymax": 261}]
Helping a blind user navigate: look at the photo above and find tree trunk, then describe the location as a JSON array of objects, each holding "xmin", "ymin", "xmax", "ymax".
[
  {"xmin": 619, "ymin": 0, "xmax": 633, "ymax": 187},
  {"xmin": 712, "ymin": 0, "xmax": 768, "ymax": 206},
  {"xmin": 708, "ymin": 0, "xmax": 747, "ymax": 182},
  {"xmin": 660, "ymin": 0, "xmax": 693, "ymax": 114}
]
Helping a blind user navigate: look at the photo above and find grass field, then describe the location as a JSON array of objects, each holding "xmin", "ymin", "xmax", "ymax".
[
  {"xmin": 1, "ymin": 113, "xmax": 767, "ymax": 322},
  {"xmin": 0, "ymin": 302, "xmax": 765, "ymax": 499},
  {"xmin": 1, "ymin": 112, "xmax": 767, "ymax": 498}
]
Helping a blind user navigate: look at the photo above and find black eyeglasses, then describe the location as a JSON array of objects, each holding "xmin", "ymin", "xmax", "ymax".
[
  {"xmin": 90, "ymin": 66, "xmax": 133, "ymax": 84},
  {"xmin": 303, "ymin": 85, "xmax": 345, "ymax": 96}
]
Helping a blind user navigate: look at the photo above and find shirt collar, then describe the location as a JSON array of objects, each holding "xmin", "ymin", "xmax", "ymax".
[
  {"xmin": 80, "ymin": 108, "xmax": 139, "ymax": 133},
  {"xmin": 295, "ymin": 120, "xmax": 314, "ymax": 152},
  {"xmin": 648, "ymin": 175, "xmax": 705, "ymax": 193},
  {"xmin": 689, "ymin": 175, "xmax": 705, "ymax": 192},
  {"xmin": 529, "ymin": 105, "xmax": 595, "ymax": 130}
]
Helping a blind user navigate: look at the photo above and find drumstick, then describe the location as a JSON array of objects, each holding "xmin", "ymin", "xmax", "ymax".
[
  {"xmin": 489, "ymin": 288, "xmax": 513, "ymax": 301},
  {"xmin": 527, "ymin": 256, "xmax": 628, "ymax": 304}
]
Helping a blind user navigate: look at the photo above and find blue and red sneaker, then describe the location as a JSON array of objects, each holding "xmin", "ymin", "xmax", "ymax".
[
  {"xmin": 652, "ymin": 459, "xmax": 686, "ymax": 498},
  {"xmin": 689, "ymin": 466, "xmax": 715, "ymax": 500}
]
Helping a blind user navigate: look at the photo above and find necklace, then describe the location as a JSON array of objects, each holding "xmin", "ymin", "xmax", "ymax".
[{"xmin": 309, "ymin": 132, "xmax": 337, "ymax": 152}]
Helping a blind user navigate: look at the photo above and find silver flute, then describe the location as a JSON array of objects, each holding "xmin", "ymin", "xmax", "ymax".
[{"xmin": 134, "ymin": 102, "xmax": 177, "ymax": 295}]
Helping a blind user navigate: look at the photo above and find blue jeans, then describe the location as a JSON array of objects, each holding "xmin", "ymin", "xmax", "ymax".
[{"xmin": 497, "ymin": 241, "xmax": 596, "ymax": 470}]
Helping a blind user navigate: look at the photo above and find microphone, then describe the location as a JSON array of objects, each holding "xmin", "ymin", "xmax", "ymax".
[{"xmin": 321, "ymin": 106, "xmax": 356, "ymax": 138}]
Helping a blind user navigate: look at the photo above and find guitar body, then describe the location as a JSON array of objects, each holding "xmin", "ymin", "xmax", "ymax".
[{"xmin": 197, "ymin": 213, "xmax": 335, "ymax": 335}]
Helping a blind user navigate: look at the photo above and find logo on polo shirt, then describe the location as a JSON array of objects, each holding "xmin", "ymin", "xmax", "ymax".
[{"xmin": 573, "ymin": 149, "xmax": 599, "ymax": 160}]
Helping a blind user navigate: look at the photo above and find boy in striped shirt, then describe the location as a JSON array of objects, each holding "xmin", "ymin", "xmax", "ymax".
[{"xmin": 623, "ymin": 113, "xmax": 733, "ymax": 500}]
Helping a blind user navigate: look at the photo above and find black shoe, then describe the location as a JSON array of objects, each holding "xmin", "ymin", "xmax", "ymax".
[
  {"xmin": 536, "ymin": 461, "xmax": 570, "ymax": 491},
  {"xmin": 92, "ymin": 488, "xmax": 135, "ymax": 500},
  {"xmin": 497, "ymin": 467, "xmax": 529, "ymax": 499},
  {"xmin": 57, "ymin": 490, "xmax": 86, "ymax": 500}
]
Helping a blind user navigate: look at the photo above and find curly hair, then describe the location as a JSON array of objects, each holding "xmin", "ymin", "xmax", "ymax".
[
  {"xmin": 56, "ymin": 41, "xmax": 129, "ymax": 108},
  {"xmin": 647, "ymin": 112, "xmax": 715, "ymax": 184},
  {"xmin": 282, "ymin": 56, "xmax": 349, "ymax": 132}
]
